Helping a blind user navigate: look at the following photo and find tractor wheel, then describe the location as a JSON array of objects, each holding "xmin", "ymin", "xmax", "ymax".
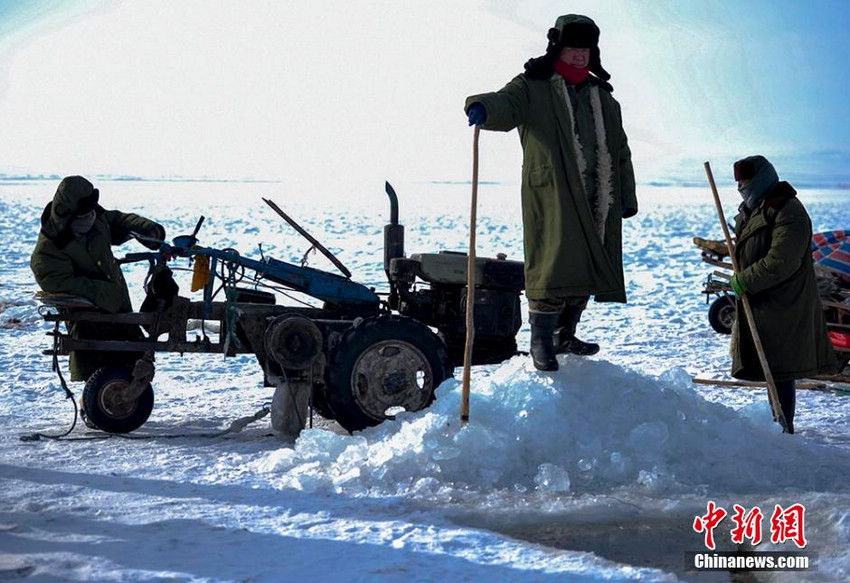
[
  {"xmin": 325, "ymin": 315, "xmax": 452, "ymax": 433},
  {"xmin": 708, "ymin": 295, "xmax": 736, "ymax": 335},
  {"xmin": 82, "ymin": 366, "xmax": 154, "ymax": 433}
]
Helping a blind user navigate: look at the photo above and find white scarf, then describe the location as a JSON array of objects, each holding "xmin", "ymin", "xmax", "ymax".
[{"xmin": 559, "ymin": 82, "xmax": 614, "ymax": 241}]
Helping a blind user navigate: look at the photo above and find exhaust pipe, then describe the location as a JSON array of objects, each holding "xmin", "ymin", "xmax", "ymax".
[{"xmin": 383, "ymin": 181, "xmax": 405, "ymax": 277}]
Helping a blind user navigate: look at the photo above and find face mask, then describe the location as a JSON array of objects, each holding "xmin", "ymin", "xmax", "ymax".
[
  {"xmin": 70, "ymin": 210, "xmax": 96, "ymax": 235},
  {"xmin": 735, "ymin": 160, "xmax": 779, "ymax": 210},
  {"xmin": 737, "ymin": 181, "xmax": 758, "ymax": 208}
]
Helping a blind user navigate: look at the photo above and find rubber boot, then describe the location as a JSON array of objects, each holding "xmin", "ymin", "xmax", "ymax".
[
  {"xmin": 775, "ymin": 380, "xmax": 796, "ymax": 435},
  {"xmin": 554, "ymin": 306, "xmax": 600, "ymax": 356},
  {"xmin": 529, "ymin": 312, "xmax": 559, "ymax": 371}
]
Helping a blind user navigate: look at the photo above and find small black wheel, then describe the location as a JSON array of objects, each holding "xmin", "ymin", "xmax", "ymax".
[
  {"xmin": 708, "ymin": 295, "xmax": 737, "ymax": 335},
  {"xmin": 325, "ymin": 315, "xmax": 452, "ymax": 432},
  {"xmin": 82, "ymin": 366, "xmax": 154, "ymax": 433}
]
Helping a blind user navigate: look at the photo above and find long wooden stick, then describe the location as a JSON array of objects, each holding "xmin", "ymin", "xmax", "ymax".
[
  {"xmin": 704, "ymin": 161, "xmax": 788, "ymax": 430},
  {"xmin": 692, "ymin": 378, "xmax": 825, "ymax": 391},
  {"xmin": 461, "ymin": 126, "xmax": 480, "ymax": 426}
]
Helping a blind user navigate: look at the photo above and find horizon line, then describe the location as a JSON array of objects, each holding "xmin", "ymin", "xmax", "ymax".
[{"xmin": 1, "ymin": 173, "xmax": 848, "ymax": 191}]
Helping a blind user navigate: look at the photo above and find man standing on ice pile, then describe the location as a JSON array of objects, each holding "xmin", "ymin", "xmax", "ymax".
[
  {"xmin": 31, "ymin": 176, "xmax": 166, "ymax": 382},
  {"xmin": 464, "ymin": 14, "xmax": 637, "ymax": 371},
  {"xmin": 728, "ymin": 156, "xmax": 837, "ymax": 434}
]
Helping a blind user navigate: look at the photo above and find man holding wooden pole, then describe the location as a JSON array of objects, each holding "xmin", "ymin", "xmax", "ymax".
[
  {"xmin": 720, "ymin": 156, "xmax": 837, "ymax": 434},
  {"xmin": 464, "ymin": 14, "xmax": 637, "ymax": 372}
]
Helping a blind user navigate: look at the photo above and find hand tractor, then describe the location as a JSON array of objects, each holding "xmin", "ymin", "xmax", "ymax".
[{"xmin": 38, "ymin": 183, "xmax": 525, "ymax": 436}]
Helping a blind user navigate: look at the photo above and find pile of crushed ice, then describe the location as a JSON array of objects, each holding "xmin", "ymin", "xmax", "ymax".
[{"xmin": 255, "ymin": 356, "xmax": 850, "ymax": 497}]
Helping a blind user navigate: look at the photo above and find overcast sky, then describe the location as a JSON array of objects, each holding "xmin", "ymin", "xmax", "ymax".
[{"xmin": 0, "ymin": 0, "xmax": 848, "ymax": 189}]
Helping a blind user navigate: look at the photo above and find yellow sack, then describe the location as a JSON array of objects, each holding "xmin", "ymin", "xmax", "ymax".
[{"xmin": 191, "ymin": 255, "xmax": 210, "ymax": 292}]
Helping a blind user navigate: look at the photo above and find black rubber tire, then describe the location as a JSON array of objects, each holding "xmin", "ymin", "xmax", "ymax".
[
  {"xmin": 82, "ymin": 366, "xmax": 154, "ymax": 433},
  {"xmin": 708, "ymin": 295, "xmax": 736, "ymax": 335},
  {"xmin": 325, "ymin": 315, "xmax": 452, "ymax": 433}
]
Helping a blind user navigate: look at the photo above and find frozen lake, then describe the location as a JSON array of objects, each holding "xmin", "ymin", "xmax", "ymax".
[{"xmin": 1, "ymin": 179, "xmax": 849, "ymax": 582}]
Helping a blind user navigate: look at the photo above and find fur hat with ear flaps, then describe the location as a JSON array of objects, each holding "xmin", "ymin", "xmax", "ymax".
[{"xmin": 524, "ymin": 14, "xmax": 612, "ymax": 90}]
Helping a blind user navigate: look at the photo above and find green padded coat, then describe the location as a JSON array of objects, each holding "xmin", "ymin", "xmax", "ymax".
[
  {"xmin": 731, "ymin": 182, "xmax": 837, "ymax": 381},
  {"xmin": 465, "ymin": 73, "xmax": 637, "ymax": 302},
  {"xmin": 31, "ymin": 177, "xmax": 164, "ymax": 380}
]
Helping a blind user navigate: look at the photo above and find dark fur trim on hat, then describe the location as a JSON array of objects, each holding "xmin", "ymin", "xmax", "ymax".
[
  {"xmin": 734, "ymin": 159, "xmax": 756, "ymax": 181},
  {"xmin": 523, "ymin": 56, "xmax": 613, "ymax": 92},
  {"xmin": 523, "ymin": 53, "xmax": 558, "ymax": 80},
  {"xmin": 527, "ymin": 19, "xmax": 611, "ymax": 86},
  {"xmin": 559, "ymin": 21, "xmax": 599, "ymax": 49},
  {"xmin": 590, "ymin": 74, "xmax": 613, "ymax": 93},
  {"xmin": 589, "ymin": 47, "xmax": 610, "ymax": 81}
]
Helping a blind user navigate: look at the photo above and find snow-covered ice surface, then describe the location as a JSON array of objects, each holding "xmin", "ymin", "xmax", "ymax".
[{"xmin": 1, "ymin": 180, "xmax": 849, "ymax": 582}]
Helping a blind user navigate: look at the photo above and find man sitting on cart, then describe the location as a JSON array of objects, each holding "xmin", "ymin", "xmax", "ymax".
[{"xmin": 30, "ymin": 176, "xmax": 166, "ymax": 382}]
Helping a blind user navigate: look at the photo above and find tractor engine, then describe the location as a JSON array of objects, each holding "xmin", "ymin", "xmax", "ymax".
[{"xmin": 382, "ymin": 183, "xmax": 524, "ymax": 367}]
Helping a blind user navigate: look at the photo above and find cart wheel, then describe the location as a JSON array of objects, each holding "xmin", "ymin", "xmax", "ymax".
[
  {"xmin": 708, "ymin": 295, "xmax": 736, "ymax": 335},
  {"xmin": 82, "ymin": 366, "xmax": 154, "ymax": 433},
  {"xmin": 325, "ymin": 315, "xmax": 452, "ymax": 433}
]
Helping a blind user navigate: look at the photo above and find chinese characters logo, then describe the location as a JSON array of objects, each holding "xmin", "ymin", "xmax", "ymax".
[{"xmin": 693, "ymin": 501, "xmax": 806, "ymax": 550}]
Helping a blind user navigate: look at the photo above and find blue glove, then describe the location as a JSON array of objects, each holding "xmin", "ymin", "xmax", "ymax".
[
  {"xmin": 467, "ymin": 103, "xmax": 487, "ymax": 126},
  {"xmin": 729, "ymin": 274, "xmax": 747, "ymax": 296}
]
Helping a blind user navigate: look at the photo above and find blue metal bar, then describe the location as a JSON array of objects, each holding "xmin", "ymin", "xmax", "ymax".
[
  {"xmin": 193, "ymin": 248, "xmax": 378, "ymax": 308},
  {"xmin": 121, "ymin": 242, "xmax": 380, "ymax": 310}
]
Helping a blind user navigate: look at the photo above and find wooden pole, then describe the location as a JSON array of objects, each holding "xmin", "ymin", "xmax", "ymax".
[
  {"xmin": 692, "ymin": 378, "xmax": 826, "ymax": 391},
  {"xmin": 704, "ymin": 161, "xmax": 789, "ymax": 431},
  {"xmin": 460, "ymin": 126, "xmax": 480, "ymax": 426}
]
